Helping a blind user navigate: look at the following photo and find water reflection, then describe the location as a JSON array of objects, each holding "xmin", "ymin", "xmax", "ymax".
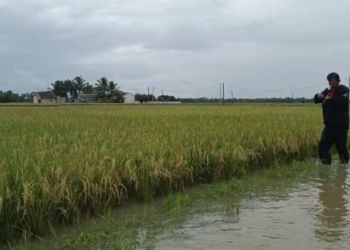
[
  {"xmin": 315, "ymin": 166, "xmax": 349, "ymax": 242},
  {"xmin": 151, "ymin": 165, "xmax": 350, "ymax": 250}
]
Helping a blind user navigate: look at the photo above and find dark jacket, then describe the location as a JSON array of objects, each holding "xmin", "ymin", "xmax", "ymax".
[{"xmin": 314, "ymin": 84, "xmax": 349, "ymax": 128}]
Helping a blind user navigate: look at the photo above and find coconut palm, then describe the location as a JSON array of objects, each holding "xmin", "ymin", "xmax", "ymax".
[
  {"xmin": 96, "ymin": 77, "xmax": 109, "ymax": 92},
  {"xmin": 74, "ymin": 76, "xmax": 86, "ymax": 95}
]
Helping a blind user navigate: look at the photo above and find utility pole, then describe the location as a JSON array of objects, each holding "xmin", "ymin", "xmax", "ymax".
[
  {"xmin": 147, "ymin": 87, "xmax": 150, "ymax": 102},
  {"xmin": 231, "ymin": 90, "xmax": 234, "ymax": 104},
  {"xmin": 348, "ymin": 78, "xmax": 350, "ymax": 100},
  {"xmin": 152, "ymin": 87, "xmax": 154, "ymax": 102},
  {"xmin": 222, "ymin": 82, "xmax": 225, "ymax": 105},
  {"xmin": 289, "ymin": 85, "xmax": 294, "ymax": 100},
  {"xmin": 219, "ymin": 83, "xmax": 222, "ymax": 103}
]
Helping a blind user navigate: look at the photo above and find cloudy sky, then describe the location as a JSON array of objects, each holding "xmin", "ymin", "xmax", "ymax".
[{"xmin": 1, "ymin": 0, "xmax": 350, "ymax": 98}]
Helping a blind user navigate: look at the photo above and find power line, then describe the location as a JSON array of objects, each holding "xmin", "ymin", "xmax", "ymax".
[
  {"xmin": 226, "ymin": 83, "xmax": 325, "ymax": 92},
  {"xmin": 125, "ymin": 83, "xmax": 327, "ymax": 97},
  {"xmin": 153, "ymin": 84, "xmax": 218, "ymax": 94},
  {"xmin": 155, "ymin": 83, "xmax": 326, "ymax": 94}
]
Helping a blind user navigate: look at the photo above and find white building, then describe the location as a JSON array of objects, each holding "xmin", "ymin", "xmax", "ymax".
[
  {"xmin": 123, "ymin": 93, "xmax": 136, "ymax": 104},
  {"xmin": 33, "ymin": 91, "xmax": 57, "ymax": 104}
]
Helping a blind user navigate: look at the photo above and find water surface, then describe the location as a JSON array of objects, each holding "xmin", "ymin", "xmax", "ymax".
[{"xmin": 149, "ymin": 165, "xmax": 350, "ymax": 250}]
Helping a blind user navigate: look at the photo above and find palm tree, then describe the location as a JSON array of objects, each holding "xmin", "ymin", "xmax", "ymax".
[
  {"xmin": 74, "ymin": 76, "xmax": 86, "ymax": 95},
  {"xmin": 82, "ymin": 83, "xmax": 94, "ymax": 94},
  {"xmin": 96, "ymin": 77, "xmax": 109, "ymax": 92},
  {"xmin": 63, "ymin": 79, "xmax": 77, "ymax": 98},
  {"xmin": 109, "ymin": 81, "xmax": 118, "ymax": 92},
  {"xmin": 95, "ymin": 77, "xmax": 110, "ymax": 99},
  {"xmin": 50, "ymin": 80, "xmax": 67, "ymax": 97}
]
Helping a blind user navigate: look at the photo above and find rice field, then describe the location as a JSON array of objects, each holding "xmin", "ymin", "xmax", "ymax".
[{"xmin": 0, "ymin": 104, "xmax": 322, "ymax": 243}]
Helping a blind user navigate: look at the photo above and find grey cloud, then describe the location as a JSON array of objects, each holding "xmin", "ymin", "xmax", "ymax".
[{"xmin": 1, "ymin": 0, "xmax": 350, "ymax": 97}]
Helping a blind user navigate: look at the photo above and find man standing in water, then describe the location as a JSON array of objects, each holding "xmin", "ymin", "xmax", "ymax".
[
  {"xmin": 314, "ymin": 73, "xmax": 349, "ymax": 165},
  {"xmin": 314, "ymin": 72, "xmax": 349, "ymax": 165}
]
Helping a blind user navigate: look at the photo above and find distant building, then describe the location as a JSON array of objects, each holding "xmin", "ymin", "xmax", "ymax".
[
  {"xmin": 123, "ymin": 93, "xmax": 137, "ymax": 104},
  {"xmin": 33, "ymin": 91, "xmax": 57, "ymax": 104},
  {"xmin": 79, "ymin": 93, "xmax": 98, "ymax": 102},
  {"xmin": 57, "ymin": 96, "xmax": 67, "ymax": 103}
]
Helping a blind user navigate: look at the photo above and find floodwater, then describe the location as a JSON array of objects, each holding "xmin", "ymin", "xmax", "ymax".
[
  {"xmin": 148, "ymin": 165, "xmax": 350, "ymax": 250},
  {"xmin": 12, "ymin": 163, "xmax": 350, "ymax": 250}
]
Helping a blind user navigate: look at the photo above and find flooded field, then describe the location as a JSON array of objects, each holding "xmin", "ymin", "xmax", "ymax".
[
  {"xmin": 0, "ymin": 105, "xmax": 321, "ymax": 243},
  {"xmin": 151, "ymin": 164, "xmax": 350, "ymax": 250},
  {"xmin": 9, "ymin": 160, "xmax": 350, "ymax": 250}
]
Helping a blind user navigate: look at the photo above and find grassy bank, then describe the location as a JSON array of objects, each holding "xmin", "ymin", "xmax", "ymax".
[{"xmin": 0, "ymin": 104, "xmax": 322, "ymax": 243}]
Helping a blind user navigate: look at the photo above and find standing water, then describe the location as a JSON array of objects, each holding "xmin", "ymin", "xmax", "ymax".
[
  {"xmin": 149, "ymin": 165, "xmax": 350, "ymax": 250},
  {"xmin": 11, "ymin": 162, "xmax": 350, "ymax": 250}
]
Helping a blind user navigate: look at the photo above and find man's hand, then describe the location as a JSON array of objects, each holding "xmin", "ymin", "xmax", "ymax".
[
  {"xmin": 324, "ymin": 94, "xmax": 332, "ymax": 101},
  {"xmin": 318, "ymin": 93, "xmax": 325, "ymax": 99}
]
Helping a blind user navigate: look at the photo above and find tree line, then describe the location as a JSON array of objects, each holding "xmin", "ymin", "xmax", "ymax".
[
  {"xmin": 50, "ymin": 76, "xmax": 180, "ymax": 103},
  {"xmin": 134, "ymin": 94, "xmax": 177, "ymax": 103},
  {"xmin": 0, "ymin": 76, "xmax": 314, "ymax": 103},
  {"xmin": 0, "ymin": 91, "xmax": 31, "ymax": 103},
  {"xmin": 50, "ymin": 76, "xmax": 124, "ymax": 102}
]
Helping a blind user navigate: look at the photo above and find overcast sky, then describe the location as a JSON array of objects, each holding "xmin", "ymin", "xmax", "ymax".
[{"xmin": 1, "ymin": 0, "xmax": 350, "ymax": 98}]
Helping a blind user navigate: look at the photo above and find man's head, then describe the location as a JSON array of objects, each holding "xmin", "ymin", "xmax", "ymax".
[{"xmin": 327, "ymin": 72, "xmax": 340, "ymax": 89}]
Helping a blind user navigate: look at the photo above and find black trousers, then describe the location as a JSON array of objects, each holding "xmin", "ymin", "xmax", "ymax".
[{"xmin": 319, "ymin": 125, "xmax": 349, "ymax": 164}]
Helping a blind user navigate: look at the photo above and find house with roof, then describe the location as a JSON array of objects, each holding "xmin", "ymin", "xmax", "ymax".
[
  {"xmin": 33, "ymin": 91, "xmax": 57, "ymax": 104},
  {"xmin": 123, "ymin": 92, "xmax": 137, "ymax": 104}
]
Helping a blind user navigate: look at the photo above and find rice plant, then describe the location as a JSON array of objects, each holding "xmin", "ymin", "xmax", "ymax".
[{"xmin": 0, "ymin": 104, "xmax": 322, "ymax": 243}]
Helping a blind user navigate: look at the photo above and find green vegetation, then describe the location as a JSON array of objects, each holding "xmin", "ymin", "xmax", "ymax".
[
  {"xmin": 0, "ymin": 104, "xmax": 322, "ymax": 244},
  {"xmin": 0, "ymin": 91, "xmax": 30, "ymax": 103},
  {"xmin": 10, "ymin": 160, "xmax": 324, "ymax": 250},
  {"xmin": 50, "ymin": 76, "xmax": 124, "ymax": 102}
]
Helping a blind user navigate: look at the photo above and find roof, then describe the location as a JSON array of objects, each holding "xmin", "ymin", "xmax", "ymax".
[{"xmin": 36, "ymin": 91, "xmax": 56, "ymax": 99}]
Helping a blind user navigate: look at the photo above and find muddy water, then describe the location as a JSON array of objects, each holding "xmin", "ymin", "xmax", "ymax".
[{"xmin": 149, "ymin": 165, "xmax": 350, "ymax": 250}]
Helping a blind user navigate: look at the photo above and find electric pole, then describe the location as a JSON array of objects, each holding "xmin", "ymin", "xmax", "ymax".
[
  {"xmin": 222, "ymin": 82, "xmax": 225, "ymax": 105},
  {"xmin": 219, "ymin": 83, "xmax": 222, "ymax": 103},
  {"xmin": 147, "ymin": 87, "xmax": 150, "ymax": 102}
]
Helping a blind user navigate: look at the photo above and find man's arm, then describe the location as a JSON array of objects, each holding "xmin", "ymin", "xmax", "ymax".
[{"xmin": 314, "ymin": 88, "xmax": 328, "ymax": 103}]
